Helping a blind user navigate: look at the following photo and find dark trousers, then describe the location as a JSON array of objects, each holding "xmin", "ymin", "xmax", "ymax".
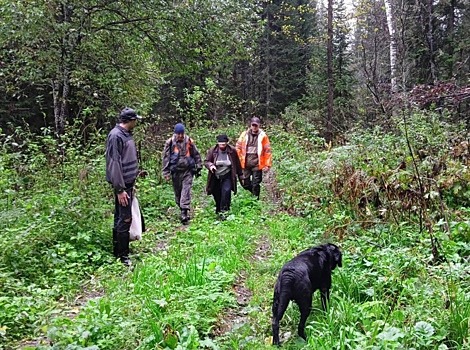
[
  {"xmin": 113, "ymin": 187, "xmax": 133, "ymax": 259},
  {"xmin": 242, "ymin": 168, "xmax": 263, "ymax": 199},
  {"xmin": 213, "ymin": 175, "xmax": 233, "ymax": 213}
]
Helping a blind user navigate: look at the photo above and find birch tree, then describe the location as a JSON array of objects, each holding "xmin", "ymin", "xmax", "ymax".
[{"xmin": 383, "ymin": 0, "xmax": 398, "ymax": 93}]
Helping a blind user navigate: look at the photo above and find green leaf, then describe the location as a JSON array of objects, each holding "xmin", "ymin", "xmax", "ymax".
[{"xmin": 414, "ymin": 321, "xmax": 435, "ymax": 338}]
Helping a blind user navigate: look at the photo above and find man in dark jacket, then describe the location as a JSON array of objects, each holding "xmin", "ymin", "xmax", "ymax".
[
  {"xmin": 162, "ymin": 123, "xmax": 202, "ymax": 224},
  {"xmin": 105, "ymin": 107, "xmax": 141, "ymax": 266},
  {"xmin": 204, "ymin": 134, "xmax": 243, "ymax": 219}
]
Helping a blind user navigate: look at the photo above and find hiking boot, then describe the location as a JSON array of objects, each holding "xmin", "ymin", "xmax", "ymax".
[
  {"xmin": 120, "ymin": 256, "xmax": 132, "ymax": 268},
  {"xmin": 218, "ymin": 211, "xmax": 228, "ymax": 221},
  {"xmin": 253, "ymin": 186, "xmax": 260, "ymax": 200},
  {"xmin": 180, "ymin": 209, "xmax": 189, "ymax": 225}
]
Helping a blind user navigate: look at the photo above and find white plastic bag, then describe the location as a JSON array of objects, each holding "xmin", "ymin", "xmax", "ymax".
[{"xmin": 129, "ymin": 195, "xmax": 142, "ymax": 241}]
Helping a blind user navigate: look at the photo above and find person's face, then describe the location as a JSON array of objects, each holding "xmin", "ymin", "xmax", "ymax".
[
  {"xmin": 176, "ymin": 132, "xmax": 184, "ymax": 141},
  {"xmin": 127, "ymin": 119, "xmax": 137, "ymax": 130},
  {"xmin": 218, "ymin": 142, "xmax": 227, "ymax": 150},
  {"xmin": 250, "ymin": 122, "xmax": 260, "ymax": 133}
]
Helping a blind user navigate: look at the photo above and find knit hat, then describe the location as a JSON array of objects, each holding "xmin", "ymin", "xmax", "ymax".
[
  {"xmin": 174, "ymin": 123, "xmax": 185, "ymax": 134},
  {"xmin": 119, "ymin": 107, "xmax": 141, "ymax": 121},
  {"xmin": 216, "ymin": 134, "xmax": 229, "ymax": 143}
]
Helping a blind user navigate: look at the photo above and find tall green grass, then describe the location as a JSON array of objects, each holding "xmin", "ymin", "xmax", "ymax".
[{"xmin": 1, "ymin": 114, "xmax": 469, "ymax": 349}]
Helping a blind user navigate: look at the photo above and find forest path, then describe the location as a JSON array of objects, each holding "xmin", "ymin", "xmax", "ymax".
[
  {"xmin": 15, "ymin": 166, "xmax": 281, "ymax": 349},
  {"xmin": 211, "ymin": 168, "xmax": 281, "ymax": 342}
]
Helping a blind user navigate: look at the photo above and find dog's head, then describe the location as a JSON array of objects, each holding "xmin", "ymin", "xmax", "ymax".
[{"xmin": 324, "ymin": 243, "xmax": 342, "ymax": 270}]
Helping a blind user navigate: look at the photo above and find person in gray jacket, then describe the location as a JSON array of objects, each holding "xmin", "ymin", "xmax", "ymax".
[
  {"xmin": 105, "ymin": 107, "xmax": 141, "ymax": 266},
  {"xmin": 162, "ymin": 123, "xmax": 202, "ymax": 224}
]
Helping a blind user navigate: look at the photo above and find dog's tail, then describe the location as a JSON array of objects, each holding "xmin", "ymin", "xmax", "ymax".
[
  {"xmin": 272, "ymin": 277, "xmax": 281, "ymax": 314},
  {"xmin": 272, "ymin": 272, "xmax": 292, "ymax": 315}
]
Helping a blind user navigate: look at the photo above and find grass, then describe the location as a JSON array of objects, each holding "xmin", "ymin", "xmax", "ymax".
[{"xmin": 1, "ymin": 117, "xmax": 469, "ymax": 349}]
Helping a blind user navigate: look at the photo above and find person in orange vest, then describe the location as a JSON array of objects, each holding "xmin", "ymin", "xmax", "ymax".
[
  {"xmin": 162, "ymin": 123, "xmax": 202, "ymax": 224},
  {"xmin": 236, "ymin": 117, "xmax": 272, "ymax": 199}
]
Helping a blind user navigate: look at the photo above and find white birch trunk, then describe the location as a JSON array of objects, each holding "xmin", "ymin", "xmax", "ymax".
[{"xmin": 384, "ymin": 0, "xmax": 398, "ymax": 93}]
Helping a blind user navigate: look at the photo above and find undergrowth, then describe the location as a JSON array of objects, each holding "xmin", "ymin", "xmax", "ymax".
[{"xmin": 1, "ymin": 110, "xmax": 469, "ymax": 349}]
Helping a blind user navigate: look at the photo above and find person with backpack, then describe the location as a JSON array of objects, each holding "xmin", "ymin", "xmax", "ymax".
[{"xmin": 162, "ymin": 123, "xmax": 202, "ymax": 224}]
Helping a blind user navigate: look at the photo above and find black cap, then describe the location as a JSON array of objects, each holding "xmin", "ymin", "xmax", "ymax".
[
  {"xmin": 250, "ymin": 117, "xmax": 261, "ymax": 125},
  {"xmin": 216, "ymin": 134, "xmax": 229, "ymax": 143},
  {"xmin": 119, "ymin": 107, "xmax": 142, "ymax": 121}
]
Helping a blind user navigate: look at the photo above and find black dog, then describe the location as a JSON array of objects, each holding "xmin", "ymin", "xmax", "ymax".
[{"xmin": 272, "ymin": 243, "xmax": 342, "ymax": 346}]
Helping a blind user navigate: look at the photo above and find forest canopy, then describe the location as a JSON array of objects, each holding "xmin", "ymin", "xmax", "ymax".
[{"xmin": 0, "ymin": 0, "xmax": 468, "ymax": 137}]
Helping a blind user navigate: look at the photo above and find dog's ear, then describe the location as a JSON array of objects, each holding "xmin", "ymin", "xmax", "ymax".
[
  {"xmin": 335, "ymin": 249, "xmax": 342, "ymax": 268},
  {"xmin": 326, "ymin": 244, "xmax": 342, "ymax": 269}
]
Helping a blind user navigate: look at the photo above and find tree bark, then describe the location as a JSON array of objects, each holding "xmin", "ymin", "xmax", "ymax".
[
  {"xmin": 384, "ymin": 0, "xmax": 398, "ymax": 93},
  {"xmin": 427, "ymin": 0, "xmax": 437, "ymax": 82},
  {"xmin": 265, "ymin": 17, "xmax": 271, "ymax": 118},
  {"xmin": 53, "ymin": 2, "xmax": 72, "ymax": 135},
  {"xmin": 445, "ymin": 0, "xmax": 456, "ymax": 79},
  {"xmin": 326, "ymin": 0, "xmax": 334, "ymax": 143},
  {"xmin": 52, "ymin": 79, "xmax": 63, "ymax": 133}
]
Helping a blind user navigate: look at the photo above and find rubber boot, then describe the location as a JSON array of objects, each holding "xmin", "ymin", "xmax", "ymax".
[
  {"xmin": 253, "ymin": 185, "xmax": 260, "ymax": 200},
  {"xmin": 180, "ymin": 209, "xmax": 189, "ymax": 225}
]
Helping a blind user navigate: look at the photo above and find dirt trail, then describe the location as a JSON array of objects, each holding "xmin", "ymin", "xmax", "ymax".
[
  {"xmin": 16, "ymin": 277, "xmax": 105, "ymax": 349},
  {"xmin": 211, "ymin": 168, "xmax": 281, "ymax": 339},
  {"xmin": 17, "ymin": 167, "xmax": 282, "ymax": 348}
]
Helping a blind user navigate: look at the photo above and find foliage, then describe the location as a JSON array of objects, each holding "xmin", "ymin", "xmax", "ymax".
[
  {"xmin": 239, "ymin": 0, "xmax": 317, "ymax": 119},
  {"xmin": 1, "ymin": 114, "xmax": 469, "ymax": 350},
  {"xmin": 304, "ymin": 0, "xmax": 356, "ymax": 136},
  {"xmin": 172, "ymin": 78, "xmax": 243, "ymax": 127},
  {"xmin": 0, "ymin": 124, "xmax": 111, "ymax": 344},
  {"xmin": 0, "ymin": 0, "xmax": 257, "ymax": 133},
  {"xmin": 221, "ymin": 112, "xmax": 469, "ymax": 349}
]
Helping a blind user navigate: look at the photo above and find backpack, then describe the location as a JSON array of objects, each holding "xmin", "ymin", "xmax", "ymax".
[{"xmin": 169, "ymin": 137, "xmax": 196, "ymax": 174}]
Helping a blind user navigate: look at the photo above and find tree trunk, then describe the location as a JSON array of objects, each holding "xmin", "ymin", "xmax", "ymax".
[
  {"xmin": 265, "ymin": 20, "xmax": 271, "ymax": 118},
  {"xmin": 445, "ymin": 0, "xmax": 456, "ymax": 79},
  {"xmin": 384, "ymin": 0, "xmax": 398, "ymax": 93},
  {"xmin": 53, "ymin": 2, "xmax": 72, "ymax": 135},
  {"xmin": 424, "ymin": 0, "xmax": 437, "ymax": 82},
  {"xmin": 326, "ymin": 0, "xmax": 334, "ymax": 143},
  {"xmin": 52, "ymin": 79, "xmax": 63, "ymax": 134}
]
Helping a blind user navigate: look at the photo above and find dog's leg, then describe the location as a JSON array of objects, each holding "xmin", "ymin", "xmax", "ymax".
[
  {"xmin": 296, "ymin": 295, "xmax": 312, "ymax": 341},
  {"xmin": 320, "ymin": 287, "xmax": 330, "ymax": 311},
  {"xmin": 272, "ymin": 293, "xmax": 290, "ymax": 346}
]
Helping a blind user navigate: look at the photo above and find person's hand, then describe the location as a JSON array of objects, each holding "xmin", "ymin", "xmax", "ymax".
[
  {"xmin": 117, "ymin": 191, "xmax": 130, "ymax": 206},
  {"xmin": 164, "ymin": 174, "xmax": 171, "ymax": 181},
  {"xmin": 262, "ymin": 166, "xmax": 270, "ymax": 172},
  {"xmin": 210, "ymin": 165, "xmax": 216, "ymax": 173}
]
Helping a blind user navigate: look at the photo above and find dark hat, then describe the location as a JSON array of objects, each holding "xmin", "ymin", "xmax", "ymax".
[
  {"xmin": 174, "ymin": 123, "xmax": 185, "ymax": 134},
  {"xmin": 216, "ymin": 134, "xmax": 229, "ymax": 143},
  {"xmin": 119, "ymin": 107, "xmax": 141, "ymax": 121},
  {"xmin": 250, "ymin": 117, "xmax": 261, "ymax": 125}
]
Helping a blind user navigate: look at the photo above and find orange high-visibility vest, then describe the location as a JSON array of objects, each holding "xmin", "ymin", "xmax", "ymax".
[
  {"xmin": 172, "ymin": 138, "xmax": 192, "ymax": 157},
  {"xmin": 236, "ymin": 129, "xmax": 272, "ymax": 169}
]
